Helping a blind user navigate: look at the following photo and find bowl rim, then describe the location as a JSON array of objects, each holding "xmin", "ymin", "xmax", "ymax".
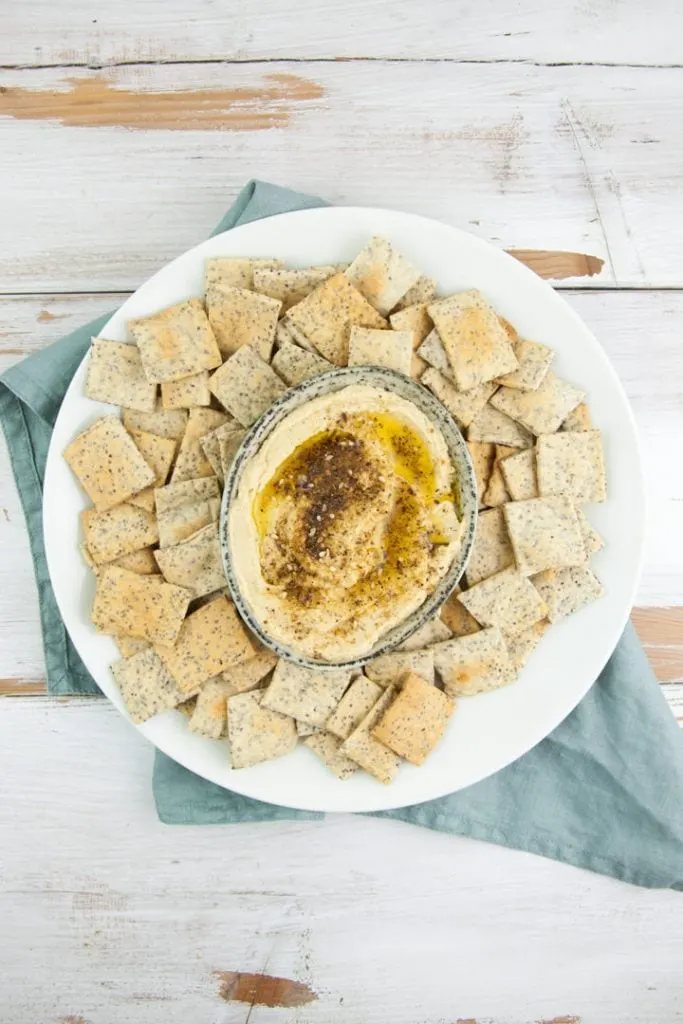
[{"xmin": 219, "ymin": 365, "xmax": 478, "ymax": 670}]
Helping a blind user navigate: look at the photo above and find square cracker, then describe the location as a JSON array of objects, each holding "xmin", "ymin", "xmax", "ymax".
[
  {"xmin": 326, "ymin": 675, "xmax": 384, "ymax": 740},
  {"xmin": 467, "ymin": 404, "xmax": 533, "ymax": 449},
  {"xmin": 271, "ymin": 340, "xmax": 334, "ymax": 387},
  {"xmin": 417, "ymin": 328, "xmax": 452, "ymax": 378},
  {"xmin": 397, "ymin": 616, "xmax": 452, "ymax": 651},
  {"xmin": 365, "ymin": 648, "xmax": 435, "ymax": 688},
  {"xmin": 65, "ymin": 416, "xmax": 155, "ymax": 512},
  {"xmin": 304, "ymin": 732, "xmax": 357, "ymax": 780},
  {"xmin": 123, "ymin": 404, "xmax": 187, "ymax": 441},
  {"xmin": 560, "ymin": 401, "xmax": 592, "ymax": 432},
  {"xmin": 171, "ymin": 408, "xmax": 231, "ymax": 482},
  {"xmin": 91, "ymin": 566, "xmax": 190, "ymax": 645},
  {"xmin": 466, "ymin": 440, "xmax": 495, "ymax": 508},
  {"xmin": 160, "ymin": 371, "xmax": 211, "ymax": 409},
  {"xmin": 482, "ymin": 444, "xmax": 516, "ymax": 507},
  {"xmin": 505, "ymin": 619, "xmax": 550, "ymax": 670},
  {"xmin": 127, "ymin": 428, "xmax": 176, "ymax": 487},
  {"xmin": 285, "ymin": 272, "xmax": 387, "ymax": 365},
  {"xmin": 422, "ymin": 369, "xmax": 496, "ymax": 430},
  {"xmin": 345, "ymin": 236, "xmax": 421, "ymax": 316},
  {"xmin": 348, "ymin": 326, "xmax": 413, "ymax": 376},
  {"xmin": 536, "ymin": 430, "xmax": 606, "ymax": 504},
  {"xmin": 155, "ymin": 595, "xmax": 254, "ymax": 693},
  {"xmin": 494, "ymin": 338, "xmax": 554, "ymax": 391},
  {"xmin": 576, "ymin": 508, "xmax": 604, "ymax": 555},
  {"xmin": 111, "ymin": 547, "xmax": 159, "ymax": 575},
  {"xmin": 205, "ymin": 284, "xmax": 281, "ymax": 360},
  {"xmin": 457, "ymin": 566, "xmax": 548, "ymax": 637},
  {"xmin": 503, "ymin": 496, "xmax": 586, "ymax": 575},
  {"xmin": 200, "ymin": 422, "xmax": 246, "ymax": 482},
  {"xmin": 261, "ymin": 661, "xmax": 351, "ymax": 727},
  {"xmin": 372, "ymin": 671, "xmax": 454, "ymax": 766},
  {"xmin": 114, "ymin": 634, "xmax": 150, "ymax": 659},
  {"xmin": 205, "ymin": 257, "xmax": 283, "ymax": 293},
  {"xmin": 154, "ymin": 520, "xmax": 225, "ymax": 598},
  {"xmin": 440, "ymin": 588, "xmax": 481, "ymax": 638},
  {"xmin": 433, "ymin": 627, "xmax": 517, "ymax": 697},
  {"xmin": 209, "ymin": 345, "xmax": 287, "ymax": 427},
  {"xmin": 228, "ymin": 690, "xmax": 297, "ymax": 769},
  {"xmin": 129, "ymin": 299, "xmax": 221, "ymax": 384},
  {"xmin": 427, "ymin": 290, "xmax": 518, "ymax": 390},
  {"xmin": 82, "ymin": 503, "xmax": 159, "ymax": 564},
  {"xmin": 465, "ymin": 506, "xmax": 514, "ymax": 587},
  {"xmin": 490, "ymin": 371, "xmax": 584, "ymax": 435},
  {"xmin": 532, "ymin": 567, "xmax": 604, "ymax": 622},
  {"xmin": 252, "ymin": 265, "xmax": 337, "ymax": 312},
  {"xmin": 340, "ymin": 686, "xmax": 401, "ymax": 784},
  {"xmin": 499, "ymin": 447, "xmax": 538, "ymax": 501},
  {"xmin": 188, "ymin": 677, "xmax": 237, "ymax": 739},
  {"xmin": 389, "ymin": 303, "xmax": 433, "ymax": 349},
  {"xmin": 86, "ymin": 339, "xmax": 157, "ymax": 412},
  {"xmin": 157, "ymin": 498, "xmax": 220, "ymax": 549},
  {"xmin": 111, "ymin": 648, "xmax": 188, "ymax": 724},
  {"xmin": 219, "ymin": 428, "xmax": 247, "ymax": 479},
  {"xmin": 155, "ymin": 475, "xmax": 220, "ymax": 513},
  {"xmin": 392, "ymin": 275, "xmax": 437, "ymax": 311},
  {"xmin": 222, "ymin": 647, "xmax": 278, "ymax": 693}
]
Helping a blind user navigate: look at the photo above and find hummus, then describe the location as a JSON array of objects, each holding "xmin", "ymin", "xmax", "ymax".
[{"xmin": 228, "ymin": 384, "xmax": 462, "ymax": 662}]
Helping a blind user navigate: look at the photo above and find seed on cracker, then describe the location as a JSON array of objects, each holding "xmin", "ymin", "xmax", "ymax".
[
  {"xmin": 372, "ymin": 671, "xmax": 454, "ymax": 766},
  {"xmin": 340, "ymin": 686, "xmax": 401, "ymax": 784},
  {"xmin": 417, "ymin": 328, "xmax": 453, "ymax": 379},
  {"xmin": 111, "ymin": 547, "xmax": 159, "ymax": 575},
  {"xmin": 467, "ymin": 403, "xmax": 534, "ymax": 449},
  {"xmin": 199, "ymin": 422, "xmax": 246, "ymax": 483},
  {"xmin": 160, "ymin": 371, "xmax": 211, "ymax": 409},
  {"xmin": 129, "ymin": 299, "xmax": 221, "ymax": 383},
  {"xmin": 155, "ymin": 475, "xmax": 220, "ymax": 514},
  {"xmin": 111, "ymin": 648, "xmax": 189, "ymax": 724},
  {"xmin": 171, "ymin": 407, "xmax": 231, "ymax": 482},
  {"xmin": 65, "ymin": 416, "xmax": 156, "ymax": 512},
  {"xmin": 92, "ymin": 566, "xmax": 190, "ymax": 645},
  {"xmin": 285, "ymin": 272, "xmax": 387, "ymax": 365},
  {"xmin": 389, "ymin": 303, "xmax": 434, "ymax": 350},
  {"xmin": 466, "ymin": 440, "xmax": 496, "ymax": 507},
  {"xmin": 560, "ymin": 401, "xmax": 592, "ymax": 432},
  {"xmin": 271, "ymin": 340, "xmax": 334, "ymax": 386},
  {"xmin": 82, "ymin": 503, "xmax": 159, "ymax": 564},
  {"xmin": 205, "ymin": 256, "xmax": 284, "ymax": 293},
  {"xmin": 499, "ymin": 447, "xmax": 538, "ymax": 501},
  {"xmin": 465, "ymin": 507, "xmax": 515, "ymax": 587},
  {"xmin": 86, "ymin": 338, "xmax": 157, "ymax": 412},
  {"xmin": 494, "ymin": 338, "xmax": 554, "ymax": 391},
  {"xmin": 303, "ymin": 732, "xmax": 357, "ymax": 780},
  {"xmin": 228, "ymin": 690, "xmax": 297, "ymax": 769},
  {"xmin": 205, "ymin": 284, "xmax": 281, "ymax": 360},
  {"xmin": 345, "ymin": 236, "xmax": 421, "ymax": 315},
  {"xmin": 503, "ymin": 496, "xmax": 586, "ymax": 575},
  {"xmin": 157, "ymin": 497, "xmax": 220, "ymax": 548},
  {"xmin": 422, "ymin": 369, "xmax": 496, "ymax": 430},
  {"xmin": 536, "ymin": 430, "xmax": 606, "ymax": 504},
  {"xmin": 348, "ymin": 326, "xmax": 413, "ymax": 375},
  {"xmin": 433, "ymin": 626, "xmax": 517, "ymax": 697},
  {"xmin": 490, "ymin": 370, "xmax": 584, "ymax": 436},
  {"xmin": 261, "ymin": 661, "xmax": 351, "ymax": 728},
  {"xmin": 252, "ymin": 265, "xmax": 338, "ymax": 312},
  {"xmin": 123, "ymin": 404, "xmax": 188, "ymax": 441},
  {"xmin": 391, "ymin": 275, "xmax": 437, "ymax": 311},
  {"xmin": 209, "ymin": 345, "xmax": 287, "ymax": 427},
  {"xmin": 154, "ymin": 520, "xmax": 225, "ymax": 598},
  {"xmin": 532, "ymin": 567, "xmax": 604, "ymax": 622},
  {"xmin": 427, "ymin": 290, "xmax": 518, "ymax": 390},
  {"xmin": 482, "ymin": 444, "xmax": 516, "ymax": 507},
  {"xmin": 457, "ymin": 566, "xmax": 548, "ymax": 637},
  {"xmin": 222, "ymin": 647, "xmax": 278, "ymax": 693},
  {"xmin": 365, "ymin": 648, "xmax": 435, "ymax": 688},
  {"xmin": 189, "ymin": 677, "xmax": 238, "ymax": 739},
  {"xmin": 325, "ymin": 675, "xmax": 385, "ymax": 740}
]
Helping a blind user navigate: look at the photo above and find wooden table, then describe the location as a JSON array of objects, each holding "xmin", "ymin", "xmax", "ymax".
[{"xmin": 1, "ymin": 4, "xmax": 682, "ymax": 1021}]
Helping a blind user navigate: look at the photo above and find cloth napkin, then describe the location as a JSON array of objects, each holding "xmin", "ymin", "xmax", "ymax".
[{"xmin": 2, "ymin": 180, "xmax": 682, "ymax": 890}]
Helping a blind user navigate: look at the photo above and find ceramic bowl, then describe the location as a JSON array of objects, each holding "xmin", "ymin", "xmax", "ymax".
[{"xmin": 220, "ymin": 365, "xmax": 478, "ymax": 670}]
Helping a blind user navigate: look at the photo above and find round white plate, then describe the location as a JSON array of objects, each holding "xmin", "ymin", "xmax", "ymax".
[{"xmin": 43, "ymin": 206, "xmax": 645, "ymax": 813}]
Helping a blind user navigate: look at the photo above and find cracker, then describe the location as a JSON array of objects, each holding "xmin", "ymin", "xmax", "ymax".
[
  {"xmin": 503, "ymin": 497, "xmax": 586, "ymax": 575},
  {"xmin": 466, "ymin": 440, "xmax": 495, "ymax": 507},
  {"xmin": 576, "ymin": 508, "xmax": 604, "ymax": 556},
  {"xmin": 205, "ymin": 256, "xmax": 283, "ymax": 293},
  {"xmin": 155, "ymin": 475, "xmax": 220, "ymax": 514},
  {"xmin": 81, "ymin": 504, "xmax": 158, "ymax": 564},
  {"xmin": 340, "ymin": 686, "xmax": 401, "ymax": 784},
  {"xmin": 490, "ymin": 371, "xmax": 584, "ymax": 436},
  {"xmin": 206, "ymin": 284, "xmax": 281, "ymax": 360},
  {"xmin": 422, "ymin": 369, "xmax": 497, "ymax": 430},
  {"xmin": 427, "ymin": 290, "xmax": 518, "ymax": 390},
  {"xmin": 560, "ymin": 401, "xmax": 592, "ymax": 432},
  {"xmin": 176, "ymin": 696, "xmax": 198, "ymax": 719},
  {"xmin": 129, "ymin": 299, "xmax": 221, "ymax": 383},
  {"xmin": 271, "ymin": 340, "xmax": 334, "ymax": 386},
  {"xmin": 392, "ymin": 276, "xmax": 437, "ymax": 312},
  {"xmin": 157, "ymin": 498, "xmax": 220, "ymax": 548},
  {"xmin": 372, "ymin": 671, "xmax": 454, "ymax": 766},
  {"xmin": 209, "ymin": 345, "xmax": 287, "ymax": 426},
  {"xmin": 188, "ymin": 677, "xmax": 236, "ymax": 739},
  {"xmin": 325, "ymin": 675, "xmax": 385, "ymax": 740},
  {"xmin": 365, "ymin": 648, "xmax": 435, "ymax": 688},
  {"xmin": 482, "ymin": 444, "xmax": 516, "ymax": 507},
  {"xmin": 467, "ymin": 404, "xmax": 534, "ymax": 449},
  {"xmin": 348, "ymin": 326, "xmax": 413, "ymax": 375},
  {"xmin": 261, "ymin": 661, "xmax": 351, "ymax": 727},
  {"xmin": 252, "ymin": 265, "xmax": 337, "ymax": 312},
  {"xmin": 171, "ymin": 408, "xmax": 231, "ymax": 482},
  {"xmin": 465, "ymin": 507, "xmax": 515, "ymax": 586},
  {"xmin": 278, "ymin": 314, "xmax": 318, "ymax": 353},
  {"xmin": 111, "ymin": 547, "xmax": 159, "ymax": 575},
  {"xmin": 499, "ymin": 447, "xmax": 538, "ymax": 501},
  {"xmin": 397, "ymin": 616, "xmax": 452, "ymax": 651},
  {"xmin": 505, "ymin": 619, "xmax": 550, "ymax": 670},
  {"xmin": 417, "ymin": 329, "xmax": 453, "ymax": 380},
  {"xmin": 433, "ymin": 627, "xmax": 517, "ymax": 697},
  {"xmin": 345, "ymin": 236, "xmax": 421, "ymax": 315},
  {"xmin": 440, "ymin": 588, "xmax": 481, "ymax": 637},
  {"xmin": 155, "ymin": 595, "xmax": 255, "ymax": 693},
  {"xmin": 123, "ymin": 405, "xmax": 188, "ymax": 441},
  {"xmin": 199, "ymin": 422, "xmax": 246, "ymax": 483},
  {"xmin": 114, "ymin": 634, "xmax": 150, "ymax": 659},
  {"xmin": 111, "ymin": 648, "xmax": 188, "ymax": 724},
  {"xmin": 160, "ymin": 371, "xmax": 211, "ymax": 409},
  {"xmin": 458, "ymin": 566, "xmax": 548, "ymax": 637},
  {"xmin": 92, "ymin": 567, "xmax": 190, "ymax": 645},
  {"xmin": 389, "ymin": 303, "xmax": 433, "ymax": 351},
  {"xmin": 127, "ymin": 428, "xmax": 176, "ymax": 486},
  {"xmin": 303, "ymin": 732, "xmax": 357, "ymax": 780},
  {"xmin": 219, "ymin": 428, "xmax": 247, "ymax": 479},
  {"xmin": 222, "ymin": 647, "xmax": 278, "ymax": 693},
  {"xmin": 532, "ymin": 567, "xmax": 604, "ymax": 622},
  {"xmin": 494, "ymin": 338, "xmax": 554, "ymax": 391},
  {"xmin": 536, "ymin": 430, "xmax": 606, "ymax": 504},
  {"xmin": 285, "ymin": 272, "xmax": 387, "ymax": 365},
  {"xmin": 64, "ymin": 416, "xmax": 156, "ymax": 511},
  {"xmin": 154, "ymin": 520, "xmax": 225, "ymax": 598},
  {"xmin": 86, "ymin": 338, "xmax": 157, "ymax": 412},
  {"xmin": 228, "ymin": 690, "xmax": 297, "ymax": 769}
]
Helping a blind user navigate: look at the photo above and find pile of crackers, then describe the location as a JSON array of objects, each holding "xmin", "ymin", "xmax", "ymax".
[{"xmin": 63, "ymin": 236, "xmax": 605, "ymax": 784}]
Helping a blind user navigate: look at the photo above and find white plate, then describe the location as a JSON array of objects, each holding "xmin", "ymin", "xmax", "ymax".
[{"xmin": 43, "ymin": 206, "xmax": 645, "ymax": 813}]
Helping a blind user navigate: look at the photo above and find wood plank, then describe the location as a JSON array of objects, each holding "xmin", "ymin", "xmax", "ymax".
[
  {"xmin": 0, "ymin": 695, "xmax": 681, "ymax": 1024},
  {"xmin": 2, "ymin": 0, "xmax": 683, "ymax": 67},
  {"xmin": 0, "ymin": 63, "xmax": 681, "ymax": 291}
]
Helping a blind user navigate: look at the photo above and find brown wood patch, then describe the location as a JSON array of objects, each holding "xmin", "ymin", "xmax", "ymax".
[
  {"xmin": 507, "ymin": 249, "xmax": 604, "ymax": 279},
  {"xmin": 0, "ymin": 74, "xmax": 324, "ymax": 131},
  {"xmin": 214, "ymin": 970, "xmax": 317, "ymax": 1008}
]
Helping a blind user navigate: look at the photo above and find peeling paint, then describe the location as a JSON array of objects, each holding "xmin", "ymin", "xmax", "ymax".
[{"xmin": 214, "ymin": 970, "xmax": 317, "ymax": 1008}]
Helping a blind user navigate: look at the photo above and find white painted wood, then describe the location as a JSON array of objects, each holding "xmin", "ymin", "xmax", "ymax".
[
  {"xmin": 0, "ymin": 62, "xmax": 682, "ymax": 291},
  {"xmin": 0, "ymin": 695, "xmax": 681, "ymax": 1024},
  {"xmin": 3, "ymin": 0, "xmax": 683, "ymax": 67}
]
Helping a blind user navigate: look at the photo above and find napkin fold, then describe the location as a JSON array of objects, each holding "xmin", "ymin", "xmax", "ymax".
[{"xmin": 2, "ymin": 180, "xmax": 682, "ymax": 890}]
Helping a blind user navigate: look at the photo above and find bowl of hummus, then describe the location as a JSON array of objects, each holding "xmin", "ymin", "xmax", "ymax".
[{"xmin": 221, "ymin": 366, "xmax": 477, "ymax": 669}]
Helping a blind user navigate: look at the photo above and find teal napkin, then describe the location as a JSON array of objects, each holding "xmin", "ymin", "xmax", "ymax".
[{"xmin": 2, "ymin": 180, "xmax": 682, "ymax": 889}]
